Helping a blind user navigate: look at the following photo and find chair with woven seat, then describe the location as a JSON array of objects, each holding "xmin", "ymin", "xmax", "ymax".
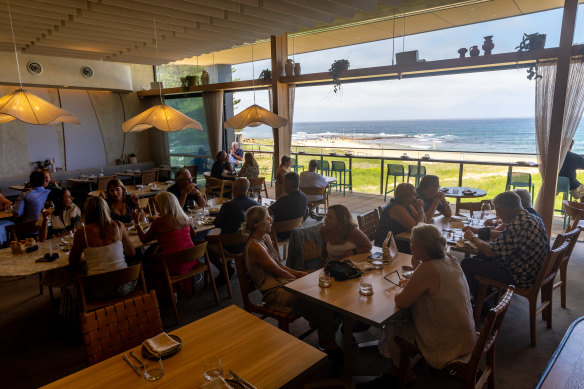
[
  {"xmin": 357, "ymin": 209, "xmax": 379, "ymax": 242},
  {"xmin": 395, "ymin": 286, "xmax": 514, "ymax": 389},
  {"xmin": 271, "ymin": 216, "xmax": 304, "ymax": 263},
  {"xmin": 407, "ymin": 165, "xmax": 426, "ymax": 187},
  {"xmin": 562, "ymin": 200, "xmax": 584, "ymax": 233},
  {"xmin": 384, "ymin": 164, "xmax": 407, "ymax": 201},
  {"xmin": 474, "ymin": 241, "xmax": 571, "ymax": 346},
  {"xmin": 205, "ymin": 230, "xmax": 248, "ymax": 299},
  {"xmin": 247, "ymin": 177, "xmax": 269, "ymax": 201},
  {"xmin": 80, "ymin": 291, "xmax": 163, "ymax": 366},
  {"xmin": 147, "ymin": 241, "xmax": 220, "ymax": 324},
  {"xmin": 141, "ymin": 169, "xmax": 158, "ymax": 185},
  {"xmin": 97, "ymin": 175, "xmax": 114, "ymax": 191},
  {"xmin": 550, "ymin": 228, "xmax": 581, "ymax": 308},
  {"xmin": 330, "ymin": 161, "xmax": 352, "ymax": 196},
  {"xmin": 204, "ymin": 172, "xmax": 231, "ymax": 199},
  {"xmin": 506, "ymin": 172, "xmax": 535, "ymax": 202},
  {"xmin": 300, "ymin": 186, "xmax": 329, "ymax": 215},
  {"xmin": 456, "ymin": 200, "xmax": 492, "ymax": 218},
  {"xmin": 317, "ymin": 160, "xmax": 331, "ymax": 176}
]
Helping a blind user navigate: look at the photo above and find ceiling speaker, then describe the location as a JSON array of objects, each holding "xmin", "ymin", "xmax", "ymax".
[
  {"xmin": 27, "ymin": 61, "xmax": 43, "ymax": 75},
  {"xmin": 81, "ymin": 66, "xmax": 94, "ymax": 78}
]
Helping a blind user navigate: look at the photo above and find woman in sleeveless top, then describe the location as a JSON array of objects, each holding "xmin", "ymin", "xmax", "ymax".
[
  {"xmin": 238, "ymin": 152, "xmax": 261, "ymax": 194},
  {"xmin": 105, "ymin": 178, "xmax": 139, "ymax": 224},
  {"xmin": 320, "ymin": 204, "xmax": 371, "ymax": 262},
  {"xmin": 244, "ymin": 206, "xmax": 342, "ymax": 354},
  {"xmin": 69, "ymin": 196, "xmax": 136, "ymax": 299},
  {"xmin": 375, "ymin": 183, "xmax": 426, "ymax": 253},
  {"xmin": 369, "ymin": 224, "xmax": 476, "ymax": 387}
]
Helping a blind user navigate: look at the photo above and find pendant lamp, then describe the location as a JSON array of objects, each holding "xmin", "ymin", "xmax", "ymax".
[
  {"xmin": 0, "ymin": 0, "xmax": 79, "ymax": 126},
  {"xmin": 224, "ymin": 43, "xmax": 287, "ymax": 129},
  {"xmin": 122, "ymin": 20, "xmax": 202, "ymax": 133}
]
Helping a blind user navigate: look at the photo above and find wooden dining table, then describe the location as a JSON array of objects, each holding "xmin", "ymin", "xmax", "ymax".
[
  {"xmin": 0, "ymin": 210, "xmax": 13, "ymax": 220},
  {"xmin": 441, "ymin": 186, "xmax": 487, "ymax": 214},
  {"xmin": 284, "ymin": 250, "xmax": 412, "ymax": 381},
  {"xmin": 41, "ymin": 305, "xmax": 326, "ymax": 389},
  {"xmin": 87, "ymin": 182, "xmax": 171, "ymax": 198}
]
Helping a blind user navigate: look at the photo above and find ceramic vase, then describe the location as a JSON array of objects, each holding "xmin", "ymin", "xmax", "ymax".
[
  {"xmin": 482, "ymin": 36, "xmax": 494, "ymax": 55},
  {"xmin": 293, "ymin": 62, "xmax": 301, "ymax": 76},
  {"xmin": 284, "ymin": 59, "xmax": 294, "ymax": 76},
  {"xmin": 469, "ymin": 46, "xmax": 480, "ymax": 57},
  {"xmin": 201, "ymin": 70, "xmax": 210, "ymax": 85},
  {"xmin": 458, "ymin": 48, "xmax": 468, "ymax": 58}
]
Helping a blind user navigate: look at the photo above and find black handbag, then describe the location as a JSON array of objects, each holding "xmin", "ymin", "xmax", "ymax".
[{"xmin": 324, "ymin": 259, "xmax": 362, "ymax": 281}]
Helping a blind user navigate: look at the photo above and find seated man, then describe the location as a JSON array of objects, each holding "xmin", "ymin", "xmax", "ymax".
[
  {"xmin": 462, "ymin": 191, "xmax": 549, "ymax": 300},
  {"xmin": 13, "ymin": 171, "xmax": 51, "ymax": 223},
  {"xmin": 299, "ymin": 159, "xmax": 328, "ymax": 220},
  {"xmin": 167, "ymin": 168, "xmax": 205, "ymax": 211},
  {"xmin": 229, "ymin": 141, "xmax": 244, "ymax": 165},
  {"xmin": 559, "ymin": 139, "xmax": 584, "ymax": 201},
  {"xmin": 269, "ymin": 172, "xmax": 308, "ymax": 240},
  {"xmin": 210, "ymin": 177, "xmax": 258, "ymax": 284}
]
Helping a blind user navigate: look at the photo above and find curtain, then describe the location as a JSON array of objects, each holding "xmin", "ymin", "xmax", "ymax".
[
  {"xmin": 269, "ymin": 85, "xmax": 295, "ymax": 164},
  {"xmin": 203, "ymin": 91, "xmax": 224, "ymax": 158},
  {"xmin": 535, "ymin": 61, "xmax": 584, "ymax": 213}
]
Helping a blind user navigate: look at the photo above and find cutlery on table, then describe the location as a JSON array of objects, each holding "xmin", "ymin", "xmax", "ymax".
[
  {"xmin": 122, "ymin": 353, "xmax": 141, "ymax": 377},
  {"xmin": 228, "ymin": 370, "xmax": 257, "ymax": 389},
  {"xmin": 130, "ymin": 351, "xmax": 144, "ymax": 369}
]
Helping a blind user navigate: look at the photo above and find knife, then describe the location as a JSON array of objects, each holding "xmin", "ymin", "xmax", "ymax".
[
  {"xmin": 122, "ymin": 353, "xmax": 141, "ymax": 377},
  {"xmin": 229, "ymin": 370, "xmax": 257, "ymax": 389},
  {"xmin": 129, "ymin": 351, "xmax": 144, "ymax": 369}
]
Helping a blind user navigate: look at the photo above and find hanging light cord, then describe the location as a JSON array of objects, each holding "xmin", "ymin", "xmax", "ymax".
[
  {"xmin": 392, "ymin": 9, "xmax": 396, "ymax": 65},
  {"xmin": 7, "ymin": 0, "xmax": 23, "ymax": 89},
  {"xmin": 252, "ymin": 43, "xmax": 256, "ymax": 105},
  {"xmin": 154, "ymin": 19, "xmax": 163, "ymax": 105}
]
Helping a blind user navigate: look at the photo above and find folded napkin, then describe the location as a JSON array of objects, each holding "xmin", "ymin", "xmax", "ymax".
[
  {"xmin": 143, "ymin": 332, "xmax": 179, "ymax": 355},
  {"xmin": 450, "ymin": 221, "xmax": 464, "ymax": 229},
  {"xmin": 349, "ymin": 260, "xmax": 374, "ymax": 273},
  {"xmin": 199, "ymin": 377, "xmax": 233, "ymax": 389}
]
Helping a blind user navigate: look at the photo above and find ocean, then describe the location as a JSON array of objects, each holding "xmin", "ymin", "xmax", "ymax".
[{"xmin": 240, "ymin": 118, "xmax": 584, "ymax": 155}]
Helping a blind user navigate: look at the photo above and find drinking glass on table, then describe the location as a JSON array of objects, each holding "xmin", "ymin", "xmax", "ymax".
[
  {"xmin": 144, "ymin": 353, "xmax": 164, "ymax": 382},
  {"xmin": 203, "ymin": 355, "xmax": 223, "ymax": 381},
  {"xmin": 186, "ymin": 199, "xmax": 196, "ymax": 216},
  {"xmin": 359, "ymin": 275, "xmax": 374, "ymax": 296},
  {"xmin": 319, "ymin": 270, "xmax": 331, "ymax": 288},
  {"xmin": 481, "ymin": 202, "xmax": 491, "ymax": 219}
]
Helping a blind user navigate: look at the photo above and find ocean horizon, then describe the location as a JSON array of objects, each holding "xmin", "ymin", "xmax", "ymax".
[{"xmin": 240, "ymin": 118, "xmax": 584, "ymax": 155}]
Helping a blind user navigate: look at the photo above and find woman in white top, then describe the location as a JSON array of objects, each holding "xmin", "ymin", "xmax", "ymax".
[
  {"xmin": 37, "ymin": 188, "xmax": 81, "ymax": 241},
  {"xmin": 320, "ymin": 204, "xmax": 371, "ymax": 262},
  {"xmin": 371, "ymin": 224, "xmax": 476, "ymax": 387},
  {"xmin": 69, "ymin": 197, "xmax": 136, "ymax": 298}
]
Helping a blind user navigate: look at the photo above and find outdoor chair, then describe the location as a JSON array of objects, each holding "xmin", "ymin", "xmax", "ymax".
[
  {"xmin": 205, "ymin": 230, "xmax": 248, "ymax": 299},
  {"xmin": 555, "ymin": 177, "xmax": 572, "ymax": 229},
  {"xmin": 247, "ymin": 177, "xmax": 269, "ymax": 201},
  {"xmin": 271, "ymin": 216, "xmax": 304, "ymax": 263},
  {"xmin": 357, "ymin": 208, "xmax": 379, "ymax": 242},
  {"xmin": 96, "ymin": 175, "xmax": 114, "ymax": 191},
  {"xmin": 506, "ymin": 172, "xmax": 535, "ymax": 202},
  {"xmin": 184, "ymin": 165, "xmax": 198, "ymax": 183},
  {"xmin": 474, "ymin": 241, "xmax": 570, "ymax": 346},
  {"xmin": 80, "ymin": 291, "xmax": 163, "ymax": 366},
  {"xmin": 562, "ymin": 200, "xmax": 584, "ymax": 233},
  {"xmin": 204, "ymin": 172, "xmax": 231, "ymax": 199},
  {"xmin": 77, "ymin": 264, "xmax": 148, "ymax": 314},
  {"xmin": 300, "ymin": 186, "xmax": 329, "ymax": 215},
  {"xmin": 407, "ymin": 165, "xmax": 426, "ymax": 187},
  {"xmin": 395, "ymin": 286, "xmax": 515, "ymax": 389},
  {"xmin": 141, "ymin": 169, "xmax": 158, "ymax": 185},
  {"xmin": 330, "ymin": 160, "xmax": 352, "ymax": 196},
  {"xmin": 317, "ymin": 160, "xmax": 331, "ymax": 176},
  {"xmin": 147, "ymin": 241, "xmax": 219, "ymax": 325},
  {"xmin": 456, "ymin": 200, "xmax": 492, "ymax": 218},
  {"xmin": 385, "ymin": 164, "xmax": 407, "ymax": 201},
  {"xmin": 550, "ymin": 228, "xmax": 581, "ymax": 308},
  {"xmin": 290, "ymin": 157, "xmax": 304, "ymax": 173}
]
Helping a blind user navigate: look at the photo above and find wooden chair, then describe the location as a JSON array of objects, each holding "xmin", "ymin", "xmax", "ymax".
[
  {"xmin": 80, "ymin": 291, "xmax": 163, "ymax": 366},
  {"xmin": 232, "ymin": 254, "xmax": 298, "ymax": 332},
  {"xmin": 300, "ymin": 186, "xmax": 329, "ymax": 215},
  {"xmin": 271, "ymin": 216, "xmax": 304, "ymax": 263},
  {"xmin": 184, "ymin": 165, "xmax": 198, "ymax": 183},
  {"xmin": 204, "ymin": 173, "xmax": 231, "ymax": 199},
  {"xmin": 206, "ymin": 230, "xmax": 248, "ymax": 298},
  {"xmin": 357, "ymin": 208, "xmax": 379, "ymax": 242},
  {"xmin": 147, "ymin": 241, "xmax": 220, "ymax": 324},
  {"xmin": 97, "ymin": 175, "xmax": 114, "ymax": 191},
  {"xmin": 474, "ymin": 241, "xmax": 571, "ymax": 346},
  {"xmin": 247, "ymin": 177, "xmax": 269, "ymax": 200},
  {"xmin": 207, "ymin": 197, "xmax": 229, "ymax": 207},
  {"xmin": 550, "ymin": 228, "xmax": 581, "ymax": 308},
  {"xmin": 562, "ymin": 200, "xmax": 584, "ymax": 233},
  {"xmin": 141, "ymin": 169, "xmax": 158, "ymax": 185},
  {"xmin": 457, "ymin": 200, "xmax": 492, "ymax": 217},
  {"xmin": 77, "ymin": 264, "xmax": 148, "ymax": 313}
]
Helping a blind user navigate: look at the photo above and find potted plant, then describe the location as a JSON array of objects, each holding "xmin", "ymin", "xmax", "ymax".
[
  {"xmin": 516, "ymin": 33, "xmax": 547, "ymax": 80},
  {"xmin": 128, "ymin": 153, "xmax": 137, "ymax": 164},
  {"xmin": 259, "ymin": 69, "xmax": 272, "ymax": 82},
  {"xmin": 329, "ymin": 59, "xmax": 350, "ymax": 93}
]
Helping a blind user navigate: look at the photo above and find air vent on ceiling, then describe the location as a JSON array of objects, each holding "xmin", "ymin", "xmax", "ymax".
[
  {"xmin": 81, "ymin": 66, "xmax": 94, "ymax": 78},
  {"xmin": 27, "ymin": 61, "xmax": 42, "ymax": 75}
]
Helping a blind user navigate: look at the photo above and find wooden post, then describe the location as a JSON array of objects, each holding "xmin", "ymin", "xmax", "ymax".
[
  {"xmin": 270, "ymin": 34, "xmax": 290, "ymax": 170},
  {"xmin": 540, "ymin": 0, "xmax": 578, "ymax": 236}
]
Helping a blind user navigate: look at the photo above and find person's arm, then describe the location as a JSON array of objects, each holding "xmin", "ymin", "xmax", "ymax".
[
  {"xmin": 463, "ymin": 229, "xmax": 496, "ymax": 257},
  {"xmin": 395, "ymin": 261, "xmax": 438, "ymax": 309},
  {"xmin": 38, "ymin": 211, "xmax": 50, "ymax": 242},
  {"xmin": 248, "ymin": 240, "xmax": 295, "ymax": 279},
  {"xmin": 118, "ymin": 222, "xmax": 136, "ymax": 257},
  {"xmin": 0, "ymin": 193, "xmax": 11, "ymax": 209},
  {"xmin": 12, "ymin": 191, "xmax": 26, "ymax": 218},
  {"xmin": 133, "ymin": 210, "xmax": 158, "ymax": 244},
  {"xmin": 423, "ymin": 196, "xmax": 440, "ymax": 221},
  {"xmin": 68, "ymin": 227, "xmax": 87, "ymax": 266},
  {"xmin": 343, "ymin": 228, "xmax": 372, "ymax": 257},
  {"xmin": 390, "ymin": 203, "xmax": 423, "ymax": 231},
  {"xmin": 438, "ymin": 192, "xmax": 452, "ymax": 217}
]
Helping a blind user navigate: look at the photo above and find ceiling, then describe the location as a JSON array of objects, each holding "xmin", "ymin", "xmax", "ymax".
[{"xmin": 0, "ymin": 0, "xmax": 576, "ymax": 66}]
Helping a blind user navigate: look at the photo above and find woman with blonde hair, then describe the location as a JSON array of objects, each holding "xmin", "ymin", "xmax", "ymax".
[
  {"xmin": 105, "ymin": 178, "xmax": 139, "ymax": 224},
  {"xmin": 238, "ymin": 152, "xmax": 261, "ymax": 194},
  {"xmin": 320, "ymin": 204, "xmax": 371, "ymax": 262}
]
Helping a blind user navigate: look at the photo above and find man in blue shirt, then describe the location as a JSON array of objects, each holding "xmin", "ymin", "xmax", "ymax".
[
  {"xmin": 13, "ymin": 171, "xmax": 51, "ymax": 223},
  {"xmin": 228, "ymin": 142, "xmax": 244, "ymax": 165},
  {"xmin": 269, "ymin": 172, "xmax": 308, "ymax": 239}
]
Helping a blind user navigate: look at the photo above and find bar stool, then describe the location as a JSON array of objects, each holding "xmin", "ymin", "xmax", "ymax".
[
  {"xmin": 290, "ymin": 157, "xmax": 304, "ymax": 173},
  {"xmin": 384, "ymin": 164, "xmax": 407, "ymax": 201},
  {"xmin": 317, "ymin": 160, "xmax": 331, "ymax": 176},
  {"xmin": 407, "ymin": 165, "xmax": 426, "ymax": 187},
  {"xmin": 556, "ymin": 176, "xmax": 573, "ymax": 229},
  {"xmin": 330, "ymin": 161, "xmax": 352, "ymax": 196},
  {"xmin": 506, "ymin": 172, "xmax": 535, "ymax": 203}
]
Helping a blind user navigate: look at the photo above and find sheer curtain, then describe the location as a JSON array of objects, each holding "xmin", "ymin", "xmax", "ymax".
[
  {"xmin": 268, "ymin": 85, "xmax": 295, "ymax": 163},
  {"xmin": 203, "ymin": 91, "xmax": 224, "ymax": 158},
  {"xmin": 535, "ymin": 61, "xmax": 584, "ymax": 213}
]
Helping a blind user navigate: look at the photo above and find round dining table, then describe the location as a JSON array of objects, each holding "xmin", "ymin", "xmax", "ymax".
[{"xmin": 441, "ymin": 186, "xmax": 487, "ymax": 214}]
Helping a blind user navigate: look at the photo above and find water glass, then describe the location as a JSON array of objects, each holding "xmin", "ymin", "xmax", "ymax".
[
  {"xmin": 203, "ymin": 356, "xmax": 223, "ymax": 381},
  {"xmin": 481, "ymin": 202, "xmax": 492, "ymax": 219},
  {"xmin": 359, "ymin": 276, "xmax": 373, "ymax": 296},
  {"xmin": 144, "ymin": 354, "xmax": 164, "ymax": 382},
  {"xmin": 318, "ymin": 271, "xmax": 331, "ymax": 288}
]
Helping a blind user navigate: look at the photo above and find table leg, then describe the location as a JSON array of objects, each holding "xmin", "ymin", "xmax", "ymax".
[{"xmin": 342, "ymin": 316, "xmax": 355, "ymax": 382}]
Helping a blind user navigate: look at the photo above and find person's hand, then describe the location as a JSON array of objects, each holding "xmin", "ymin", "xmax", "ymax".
[
  {"xmin": 463, "ymin": 229, "xmax": 476, "ymax": 240},
  {"xmin": 415, "ymin": 199, "xmax": 424, "ymax": 210},
  {"xmin": 130, "ymin": 193, "xmax": 139, "ymax": 205},
  {"xmin": 182, "ymin": 183, "xmax": 198, "ymax": 196},
  {"xmin": 98, "ymin": 191, "xmax": 106, "ymax": 199},
  {"xmin": 437, "ymin": 192, "xmax": 446, "ymax": 202},
  {"xmin": 462, "ymin": 226, "xmax": 478, "ymax": 234},
  {"xmin": 41, "ymin": 209, "xmax": 51, "ymax": 220},
  {"xmin": 484, "ymin": 218, "xmax": 500, "ymax": 227},
  {"xmin": 131, "ymin": 209, "xmax": 141, "ymax": 224},
  {"xmin": 495, "ymin": 223, "xmax": 506, "ymax": 231},
  {"xmin": 295, "ymin": 270, "xmax": 308, "ymax": 278}
]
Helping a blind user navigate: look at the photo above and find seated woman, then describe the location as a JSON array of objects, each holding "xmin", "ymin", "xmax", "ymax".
[
  {"xmin": 371, "ymin": 224, "xmax": 476, "ymax": 387},
  {"xmin": 105, "ymin": 178, "xmax": 139, "ymax": 224},
  {"xmin": 245, "ymin": 206, "xmax": 341, "ymax": 354},
  {"xmin": 274, "ymin": 155, "xmax": 292, "ymax": 199},
  {"xmin": 37, "ymin": 188, "xmax": 81, "ymax": 241},
  {"xmin": 69, "ymin": 197, "xmax": 136, "ymax": 299},
  {"xmin": 238, "ymin": 152, "xmax": 261, "ymax": 195},
  {"xmin": 321, "ymin": 204, "xmax": 372, "ymax": 262},
  {"xmin": 211, "ymin": 150, "xmax": 233, "ymax": 179},
  {"xmin": 374, "ymin": 183, "xmax": 425, "ymax": 253},
  {"xmin": 416, "ymin": 175, "xmax": 451, "ymax": 220}
]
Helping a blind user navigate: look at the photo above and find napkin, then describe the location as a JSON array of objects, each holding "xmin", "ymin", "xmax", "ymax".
[
  {"xmin": 350, "ymin": 260, "xmax": 374, "ymax": 273},
  {"xmin": 143, "ymin": 332, "xmax": 179, "ymax": 355},
  {"xmin": 199, "ymin": 377, "xmax": 233, "ymax": 389},
  {"xmin": 450, "ymin": 221, "xmax": 464, "ymax": 229}
]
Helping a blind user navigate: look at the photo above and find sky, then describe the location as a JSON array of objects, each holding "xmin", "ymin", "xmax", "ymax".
[{"xmin": 231, "ymin": 6, "xmax": 584, "ymax": 123}]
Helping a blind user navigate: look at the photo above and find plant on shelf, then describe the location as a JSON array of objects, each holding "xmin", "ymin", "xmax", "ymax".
[
  {"xmin": 259, "ymin": 69, "xmax": 272, "ymax": 82},
  {"xmin": 329, "ymin": 59, "xmax": 350, "ymax": 93},
  {"xmin": 516, "ymin": 33, "xmax": 547, "ymax": 80}
]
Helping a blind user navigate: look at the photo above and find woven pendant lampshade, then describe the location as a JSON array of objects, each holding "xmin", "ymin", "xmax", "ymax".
[
  {"xmin": 224, "ymin": 104, "xmax": 287, "ymax": 129},
  {"xmin": 0, "ymin": 89, "xmax": 80, "ymax": 125},
  {"xmin": 122, "ymin": 103, "xmax": 202, "ymax": 133}
]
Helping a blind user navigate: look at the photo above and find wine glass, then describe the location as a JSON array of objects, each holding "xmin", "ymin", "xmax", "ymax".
[
  {"xmin": 203, "ymin": 356, "xmax": 223, "ymax": 381},
  {"xmin": 481, "ymin": 202, "xmax": 492, "ymax": 219},
  {"xmin": 186, "ymin": 199, "xmax": 196, "ymax": 216}
]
